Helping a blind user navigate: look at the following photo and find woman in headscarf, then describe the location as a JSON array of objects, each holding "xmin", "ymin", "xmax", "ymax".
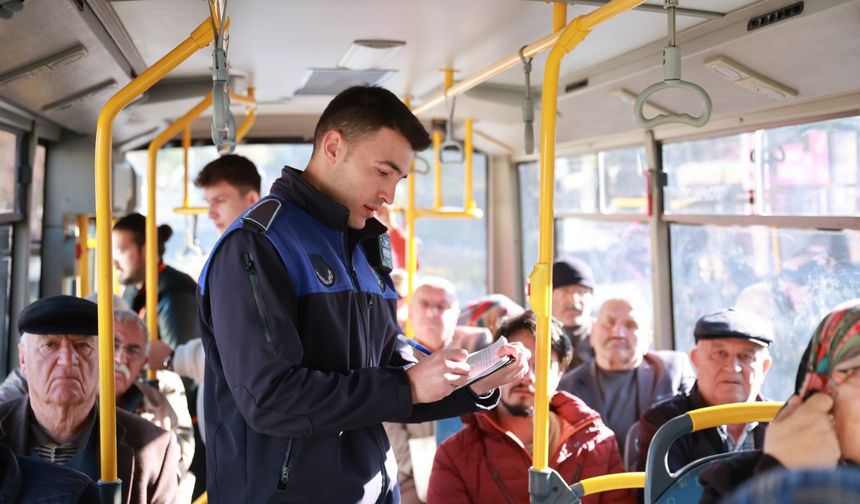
[{"xmin": 698, "ymin": 299, "xmax": 860, "ymax": 503}]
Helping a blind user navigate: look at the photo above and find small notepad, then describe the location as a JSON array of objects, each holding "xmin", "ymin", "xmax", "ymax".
[{"xmin": 459, "ymin": 336, "xmax": 513, "ymax": 389}]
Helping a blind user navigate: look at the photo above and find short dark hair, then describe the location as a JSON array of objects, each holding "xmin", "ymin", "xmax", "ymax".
[
  {"xmin": 194, "ymin": 154, "xmax": 261, "ymax": 194},
  {"xmin": 113, "ymin": 213, "xmax": 173, "ymax": 258},
  {"xmin": 496, "ymin": 310, "xmax": 573, "ymax": 370},
  {"xmin": 312, "ymin": 85, "xmax": 431, "ymax": 153}
]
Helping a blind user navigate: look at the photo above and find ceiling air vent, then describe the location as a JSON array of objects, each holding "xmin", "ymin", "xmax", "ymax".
[
  {"xmin": 748, "ymin": 2, "xmax": 803, "ymax": 31},
  {"xmin": 295, "ymin": 68, "xmax": 396, "ymax": 96},
  {"xmin": 564, "ymin": 79, "xmax": 588, "ymax": 94}
]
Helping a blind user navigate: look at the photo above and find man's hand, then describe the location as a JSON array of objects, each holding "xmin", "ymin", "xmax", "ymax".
[
  {"xmin": 406, "ymin": 348, "xmax": 470, "ymax": 404},
  {"xmin": 145, "ymin": 339, "xmax": 173, "ymax": 370},
  {"xmin": 763, "ymin": 393, "xmax": 841, "ymax": 469},
  {"xmin": 468, "ymin": 341, "xmax": 531, "ymax": 397}
]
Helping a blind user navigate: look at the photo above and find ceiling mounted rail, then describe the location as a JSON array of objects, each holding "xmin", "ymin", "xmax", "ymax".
[{"xmin": 534, "ymin": 0, "xmax": 725, "ymax": 19}]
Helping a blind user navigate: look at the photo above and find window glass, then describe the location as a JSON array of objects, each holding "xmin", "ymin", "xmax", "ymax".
[
  {"xmin": 671, "ymin": 224, "xmax": 860, "ymax": 400},
  {"xmin": 556, "ymin": 154, "xmax": 598, "ymax": 214},
  {"xmin": 759, "ymin": 116, "xmax": 860, "ymax": 216},
  {"xmin": 392, "ymin": 150, "xmax": 489, "ymax": 304},
  {"xmin": 556, "ymin": 218, "xmax": 652, "ymax": 311},
  {"xmin": 28, "ymin": 144, "xmax": 46, "ymax": 302},
  {"xmin": 663, "ymin": 132, "xmax": 756, "ymax": 215},
  {"xmin": 126, "ymin": 144, "xmax": 313, "ymax": 280},
  {"xmin": 518, "ymin": 162, "xmax": 539, "ymax": 283},
  {"xmin": 0, "ymin": 131, "xmax": 17, "ymax": 214},
  {"xmin": 663, "ymin": 116, "xmax": 860, "ymax": 216},
  {"xmin": 600, "ymin": 147, "xmax": 648, "ymax": 214},
  {"xmin": 0, "ymin": 226, "xmax": 11, "ymax": 377}
]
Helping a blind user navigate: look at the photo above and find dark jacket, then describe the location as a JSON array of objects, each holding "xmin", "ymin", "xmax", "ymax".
[
  {"xmin": 198, "ymin": 167, "xmax": 499, "ymax": 503},
  {"xmin": 0, "ymin": 396, "xmax": 179, "ymax": 504},
  {"xmin": 0, "ymin": 441, "xmax": 99, "ymax": 504},
  {"xmin": 427, "ymin": 391, "xmax": 634, "ymax": 504},
  {"xmin": 558, "ymin": 351, "xmax": 696, "ymax": 441},
  {"xmin": 125, "ymin": 264, "xmax": 200, "ymax": 349},
  {"xmin": 636, "ymin": 384, "xmax": 768, "ymax": 472},
  {"xmin": 697, "ymin": 451, "xmax": 783, "ymax": 504}
]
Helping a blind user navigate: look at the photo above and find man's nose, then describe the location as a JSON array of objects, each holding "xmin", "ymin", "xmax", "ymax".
[{"xmin": 56, "ymin": 341, "xmax": 78, "ymax": 366}]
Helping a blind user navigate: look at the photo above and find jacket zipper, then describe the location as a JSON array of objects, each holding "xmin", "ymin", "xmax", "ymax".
[
  {"xmin": 243, "ymin": 253, "xmax": 274, "ymax": 343},
  {"xmin": 277, "ymin": 438, "xmax": 294, "ymax": 490}
]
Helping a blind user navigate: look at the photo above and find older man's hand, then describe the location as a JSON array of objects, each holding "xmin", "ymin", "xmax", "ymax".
[
  {"xmin": 468, "ymin": 341, "xmax": 531, "ymax": 397},
  {"xmin": 145, "ymin": 339, "xmax": 173, "ymax": 371},
  {"xmin": 763, "ymin": 393, "xmax": 841, "ymax": 469}
]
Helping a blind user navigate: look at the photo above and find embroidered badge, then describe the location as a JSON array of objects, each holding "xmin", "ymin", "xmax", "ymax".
[{"xmin": 309, "ymin": 254, "xmax": 335, "ymax": 287}]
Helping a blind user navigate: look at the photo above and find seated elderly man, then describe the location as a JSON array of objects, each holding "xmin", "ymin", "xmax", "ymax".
[
  {"xmin": 0, "ymin": 295, "xmax": 178, "ymax": 503},
  {"xmin": 636, "ymin": 308, "xmax": 773, "ymax": 472},
  {"xmin": 559, "ymin": 298, "xmax": 695, "ymax": 446}
]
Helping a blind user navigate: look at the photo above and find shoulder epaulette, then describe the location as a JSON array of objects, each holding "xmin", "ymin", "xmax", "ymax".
[{"xmin": 241, "ymin": 198, "xmax": 282, "ymax": 232}]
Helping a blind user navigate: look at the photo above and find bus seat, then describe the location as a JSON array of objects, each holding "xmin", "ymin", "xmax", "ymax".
[
  {"xmin": 623, "ymin": 421, "xmax": 640, "ymax": 472},
  {"xmin": 644, "ymin": 402, "xmax": 782, "ymax": 503}
]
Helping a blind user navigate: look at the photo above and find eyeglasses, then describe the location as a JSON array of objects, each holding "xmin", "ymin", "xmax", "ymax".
[{"xmin": 114, "ymin": 339, "xmax": 145, "ymax": 361}]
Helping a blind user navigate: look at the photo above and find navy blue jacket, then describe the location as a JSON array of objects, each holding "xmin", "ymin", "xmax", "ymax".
[{"xmin": 198, "ymin": 167, "xmax": 498, "ymax": 503}]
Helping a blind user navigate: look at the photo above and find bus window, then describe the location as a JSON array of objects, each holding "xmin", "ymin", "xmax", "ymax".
[
  {"xmin": 0, "ymin": 130, "xmax": 16, "ymax": 214},
  {"xmin": 392, "ymin": 149, "xmax": 489, "ymax": 304},
  {"xmin": 671, "ymin": 225, "xmax": 860, "ymax": 400},
  {"xmin": 126, "ymin": 143, "xmax": 314, "ymax": 280},
  {"xmin": 0, "ymin": 226, "xmax": 10, "ymax": 375}
]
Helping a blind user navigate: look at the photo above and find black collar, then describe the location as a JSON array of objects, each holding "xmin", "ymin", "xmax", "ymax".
[{"xmin": 271, "ymin": 166, "xmax": 388, "ymax": 245}]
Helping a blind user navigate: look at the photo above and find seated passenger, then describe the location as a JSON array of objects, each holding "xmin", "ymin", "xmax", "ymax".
[
  {"xmin": 636, "ymin": 308, "xmax": 773, "ymax": 472},
  {"xmin": 552, "ymin": 257, "xmax": 597, "ymax": 369},
  {"xmin": 559, "ymin": 298, "xmax": 695, "ymax": 443},
  {"xmin": 699, "ymin": 299, "xmax": 860, "ymax": 504},
  {"xmin": 426, "ymin": 310, "xmax": 633, "ymax": 504},
  {"xmin": 0, "ymin": 295, "xmax": 178, "ymax": 504},
  {"xmin": 0, "ymin": 441, "xmax": 100, "ymax": 503},
  {"xmin": 384, "ymin": 276, "xmax": 485, "ymax": 504}
]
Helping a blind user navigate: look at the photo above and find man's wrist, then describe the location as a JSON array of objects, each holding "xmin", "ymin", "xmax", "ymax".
[{"xmin": 162, "ymin": 351, "xmax": 175, "ymax": 371}]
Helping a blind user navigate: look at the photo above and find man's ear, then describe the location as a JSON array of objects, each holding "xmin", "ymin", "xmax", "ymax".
[
  {"xmin": 762, "ymin": 352, "xmax": 773, "ymax": 373},
  {"xmin": 246, "ymin": 191, "xmax": 260, "ymax": 206},
  {"xmin": 320, "ymin": 130, "xmax": 346, "ymax": 164},
  {"xmin": 690, "ymin": 347, "xmax": 699, "ymax": 372},
  {"xmin": 18, "ymin": 341, "xmax": 26, "ymax": 378}
]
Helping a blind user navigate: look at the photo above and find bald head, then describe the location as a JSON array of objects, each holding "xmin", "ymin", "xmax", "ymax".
[{"xmin": 591, "ymin": 298, "xmax": 652, "ymax": 371}]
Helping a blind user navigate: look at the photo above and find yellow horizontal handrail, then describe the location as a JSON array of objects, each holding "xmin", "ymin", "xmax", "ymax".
[
  {"xmin": 689, "ymin": 402, "xmax": 783, "ymax": 431},
  {"xmin": 412, "ymin": 208, "xmax": 483, "ymax": 219},
  {"xmin": 579, "ymin": 472, "xmax": 646, "ymax": 495},
  {"xmin": 412, "ymin": 31, "xmax": 563, "ymax": 116},
  {"xmin": 173, "ymin": 206, "xmax": 210, "ymax": 215}
]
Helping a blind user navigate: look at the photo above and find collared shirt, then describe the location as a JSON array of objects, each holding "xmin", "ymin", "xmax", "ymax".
[
  {"xmin": 28, "ymin": 408, "xmax": 96, "ymax": 465},
  {"xmin": 718, "ymin": 422, "xmax": 759, "ymax": 453}
]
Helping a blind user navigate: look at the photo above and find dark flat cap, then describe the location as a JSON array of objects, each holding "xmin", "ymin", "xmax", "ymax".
[
  {"xmin": 694, "ymin": 308, "xmax": 773, "ymax": 347},
  {"xmin": 18, "ymin": 295, "xmax": 99, "ymax": 336},
  {"xmin": 553, "ymin": 257, "xmax": 595, "ymax": 290}
]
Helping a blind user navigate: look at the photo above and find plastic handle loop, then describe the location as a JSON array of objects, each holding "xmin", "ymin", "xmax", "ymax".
[
  {"xmin": 634, "ymin": 78, "xmax": 712, "ymax": 128},
  {"xmin": 439, "ymin": 140, "xmax": 464, "ymax": 164},
  {"xmin": 211, "ymin": 48, "xmax": 236, "ymax": 154}
]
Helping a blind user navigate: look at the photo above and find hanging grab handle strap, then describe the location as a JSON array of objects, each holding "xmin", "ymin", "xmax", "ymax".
[{"xmin": 634, "ymin": 1, "xmax": 712, "ymax": 129}]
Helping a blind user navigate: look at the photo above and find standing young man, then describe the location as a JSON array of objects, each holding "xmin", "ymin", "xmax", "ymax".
[
  {"xmin": 194, "ymin": 154, "xmax": 261, "ymax": 234},
  {"xmin": 198, "ymin": 85, "xmax": 530, "ymax": 503}
]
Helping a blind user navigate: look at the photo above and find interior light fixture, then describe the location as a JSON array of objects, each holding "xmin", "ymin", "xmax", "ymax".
[
  {"xmin": 338, "ymin": 39, "xmax": 405, "ymax": 71},
  {"xmin": 42, "ymin": 79, "xmax": 117, "ymax": 112},
  {"xmin": 0, "ymin": 45, "xmax": 88, "ymax": 89},
  {"xmin": 705, "ymin": 55, "xmax": 797, "ymax": 100},
  {"xmin": 612, "ymin": 88, "xmax": 674, "ymax": 117}
]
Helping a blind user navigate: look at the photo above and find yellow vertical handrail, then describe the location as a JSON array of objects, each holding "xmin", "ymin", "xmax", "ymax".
[
  {"xmin": 463, "ymin": 117, "xmax": 475, "ymax": 211},
  {"xmin": 77, "ymin": 215, "xmax": 90, "ymax": 298},
  {"xmin": 146, "ymin": 93, "xmax": 214, "ymax": 382},
  {"xmin": 432, "ymin": 129, "xmax": 443, "ymax": 209},
  {"xmin": 528, "ymin": 0, "xmax": 648, "ymax": 473},
  {"xmin": 182, "ymin": 126, "xmax": 192, "ymax": 209},
  {"xmin": 93, "ymin": 17, "xmax": 217, "ymax": 486}
]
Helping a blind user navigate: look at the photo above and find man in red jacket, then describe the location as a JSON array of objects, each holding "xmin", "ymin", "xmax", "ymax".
[{"xmin": 427, "ymin": 310, "xmax": 633, "ymax": 504}]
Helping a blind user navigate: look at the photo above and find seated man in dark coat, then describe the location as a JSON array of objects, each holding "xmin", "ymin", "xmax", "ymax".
[
  {"xmin": 0, "ymin": 441, "xmax": 99, "ymax": 503},
  {"xmin": 559, "ymin": 297, "xmax": 696, "ymax": 445},
  {"xmin": 636, "ymin": 308, "xmax": 774, "ymax": 472},
  {"xmin": 0, "ymin": 295, "xmax": 178, "ymax": 504}
]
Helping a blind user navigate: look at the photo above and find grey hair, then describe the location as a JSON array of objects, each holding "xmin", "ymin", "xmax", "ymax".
[
  {"xmin": 414, "ymin": 276, "xmax": 460, "ymax": 310},
  {"xmin": 113, "ymin": 309, "xmax": 151, "ymax": 352}
]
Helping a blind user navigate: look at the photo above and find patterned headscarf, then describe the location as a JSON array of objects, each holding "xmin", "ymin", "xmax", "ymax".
[
  {"xmin": 798, "ymin": 299, "xmax": 860, "ymax": 397},
  {"xmin": 457, "ymin": 294, "xmax": 524, "ymax": 335}
]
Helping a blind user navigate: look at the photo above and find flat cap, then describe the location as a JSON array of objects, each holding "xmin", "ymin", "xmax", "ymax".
[
  {"xmin": 694, "ymin": 308, "xmax": 773, "ymax": 347},
  {"xmin": 552, "ymin": 257, "xmax": 595, "ymax": 290},
  {"xmin": 18, "ymin": 295, "xmax": 99, "ymax": 336}
]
